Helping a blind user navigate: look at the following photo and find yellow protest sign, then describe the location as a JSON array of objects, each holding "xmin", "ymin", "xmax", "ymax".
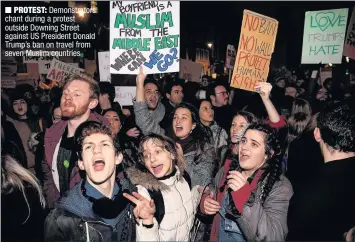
[{"xmin": 231, "ymin": 10, "xmax": 278, "ymax": 92}]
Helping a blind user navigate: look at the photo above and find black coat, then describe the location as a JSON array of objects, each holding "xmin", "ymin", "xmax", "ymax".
[
  {"xmin": 285, "ymin": 130, "xmax": 324, "ymax": 192},
  {"xmin": 287, "ymin": 156, "xmax": 355, "ymax": 241},
  {"xmin": 1, "ymin": 185, "xmax": 45, "ymax": 242},
  {"xmin": 44, "ymin": 179, "xmax": 136, "ymax": 242}
]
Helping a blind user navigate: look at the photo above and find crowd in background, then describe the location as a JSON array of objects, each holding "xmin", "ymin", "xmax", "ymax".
[{"xmin": 1, "ymin": 65, "xmax": 355, "ymax": 241}]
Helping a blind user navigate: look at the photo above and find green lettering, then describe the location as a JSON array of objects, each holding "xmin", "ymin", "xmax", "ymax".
[
  {"xmin": 338, "ymin": 16, "xmax": 346, "ymax": 26},
  {"xmin": 136, "ymin": 14, "xmax": 146, "ymax": 29},
  {"xmin": 126, "ymin": 39, "xmax": 133, "ymax": 49},
  {"xmin": 112, "ymin": 38, "xmax": 125, "ymax": 49},
  {"xmin": 114, "ymin": 14, "xmax": 127, "ymax": 28},
  {"xmin": 332, "ymin": 44, "xmax": 340, "ymax": 54},
  {"xmin": 161, "ymin": 11, "xmax": 174, "ymax": 28},
  {"xmin": 142, "ymin": 38, "xmax": 151, "ymax": 51}
]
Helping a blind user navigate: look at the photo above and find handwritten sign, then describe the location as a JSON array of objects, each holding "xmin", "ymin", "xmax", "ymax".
[
  {"xmin": 1, "ymin": 78, "xmax": 16, "ymax": 89},
  {"xmin": 114, "ymin": 86, "xmax": 136, "ymax": 106},
  {"xmin": 179, "ymin": 59, "xmax": 203, "ymax": 83},
  {"xmin": 98, "ymin": 51, "xmax": 111, "ymax": 82},
  {"xmin": 225, "ymin": 44, "xmax": 236, "ymax": 69},
  {"xmin": 46, "ymin": 60, "xmax": 84, "ymax": 83},
  {"xmin": 301, "ymin": 8, "xmax": 349, "ymax": 64},
  {"xmin": 231, "ymin": 10, "xmax": 278, "ymax": 92},
  {"xmin": 110, "ymin": 1, "xmax": 180, "ymax": 74},
  {"xmin": 343, "ymin": 7, "xmax": 355, "ymax": 60}
]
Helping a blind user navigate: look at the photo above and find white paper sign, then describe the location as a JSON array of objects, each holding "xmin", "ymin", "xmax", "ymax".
[
  {"xmin": 46, "ymin": 60, "xmax": 84, "ymax": 82},
  {"xmin": 114, "ymin": 86, "xmax": 136, "ymax": 106},
  {"xmin": 98, "ymin": 51, "xmax": 111, "ymax": 82},
  {"xmin": 110, "ymin": 1, "xmax": 180, "ymax": 74}
]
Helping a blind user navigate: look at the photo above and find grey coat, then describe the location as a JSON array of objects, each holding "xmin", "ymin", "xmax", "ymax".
[
  {"xmin": 209, "ymin": 122, "xmax": 228, "ymax": 152},
  {"xmin": 210, "ymin": 167, "xmax": 294, "ymax": 241},
  {"xmin": 184, "ymin": 142, "xmax": 218, "ymax": 187},
  {"xmin": 133, "ymin": 100, "xmax": 165, "ymax": 136}
]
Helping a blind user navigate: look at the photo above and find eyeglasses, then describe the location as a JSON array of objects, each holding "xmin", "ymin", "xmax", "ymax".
[{"xmin": 215, "ymin": 91, "xmax": 229, "ymax": 96}]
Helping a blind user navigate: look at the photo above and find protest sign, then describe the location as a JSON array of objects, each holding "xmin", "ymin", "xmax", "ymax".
[
  {"xmin": 225, "ymin": 44, "xmax": 236, "ymax": 69},
  {"xmin": 46, "ymin": 59, "xmax": 84, "ymax": 83},
  {"xmin": 343, "ymin": 7, "xmax": 355, "ymax": 60},
  {"xmin": 110, "ymin": 1, "xmax": 180, "ymax": 74},
  {"xmin": 301, "ymin": 8, "xmax": 349, "ymax": 64},
  {"xmin": 179, "ymin": 59, "xmax": 203, "ymax": 82},
  {"xmin": 231, "ymin": 10, "xmax": 278, "ymax": 92},
  {"xmin": 23, "ymin": 56, "xmax": 60, "ymax": 74},
  {"xmin": 98, "ymin": 51, "xmax": 111, "ymax": 82},
  {"xmin": 114, "ymin": 86, "xmax": 136, "ymax": 106}
]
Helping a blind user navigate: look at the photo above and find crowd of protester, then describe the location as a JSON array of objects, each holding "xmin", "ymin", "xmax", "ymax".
[{"xmin": 1, "ymin": 65, "xmax": 355, "ymax": 241}]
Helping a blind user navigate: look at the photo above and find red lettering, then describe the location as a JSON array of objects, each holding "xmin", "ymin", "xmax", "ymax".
[
  {"xmin": 244, "ymin": 14, "xmax": 259, "ymax": 31},
  {"xmin": 239, "ymin": 34, "xmax": 255, "ymax": 52}
]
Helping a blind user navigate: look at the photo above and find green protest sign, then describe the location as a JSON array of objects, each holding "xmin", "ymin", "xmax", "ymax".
[{"xmin": 301, "ymin": 8, "xmax": 349, "ymax": 64}]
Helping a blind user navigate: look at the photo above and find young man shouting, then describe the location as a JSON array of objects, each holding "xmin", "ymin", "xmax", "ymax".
[{"xmin": 44, "ymin": 121, "xmax": 136, "ymax": 241}]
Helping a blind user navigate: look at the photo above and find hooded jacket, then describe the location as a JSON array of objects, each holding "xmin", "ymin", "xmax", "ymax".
[
  {"xmin": 44, "ymin": 178, "xmax": 136, "ymax": 242},
  {"xmin": 42, "ymin": 112, "xmax": 108, "ymax": 209},
  {"xmin": 126, "ymin": 159, "xmax": 202, "ymax": 242}
]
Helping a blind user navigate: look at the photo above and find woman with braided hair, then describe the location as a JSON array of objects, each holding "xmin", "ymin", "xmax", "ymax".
[{"xmin": 199, "ymin": 123, "xmax": 293, "ymax": 241}]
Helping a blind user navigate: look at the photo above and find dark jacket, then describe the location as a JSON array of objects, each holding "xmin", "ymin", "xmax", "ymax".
[
  {"xmin": 1, "ymin": 185, "xmax": 46, "ymax": 242},
  {"xmin": 42, "ymin": 112, "xmax": 108, "ymax": 209},
  {"xmin": 1, "ymin": 119, "xmax": 27, "ymax": 168},
  {"xmin": 44, "ymin": 179, "xmax": 136, "ymax": 242},
  {"xmin": 287, "ymin": 156, "xmax": 355, "ymax": 241},
  {"xmin": 213, "ymin": 104, "xmax": 234, "ymax": 132},
  {"xmin": 285, "ymin": 130, "xmax": 323, "ymax": 192}
]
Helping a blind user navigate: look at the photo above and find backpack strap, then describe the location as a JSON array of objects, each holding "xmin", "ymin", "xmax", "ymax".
[
  {"xmin": 182, "ymin": 171, "xmax": 192, "ymax": 190},
  {"xmin": 147, "ymin": 189, "xmax": 165, "ymax": 225}
]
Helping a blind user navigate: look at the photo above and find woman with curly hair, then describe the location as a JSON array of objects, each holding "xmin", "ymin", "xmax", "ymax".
[{"xmin": 199, "ymin": 123, "xmax": 294, "ymax": 241}]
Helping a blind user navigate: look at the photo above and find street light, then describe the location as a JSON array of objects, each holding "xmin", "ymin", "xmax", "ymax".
[
  {"xmin": 77, "ymin": 8, "xmax": 85, "ymax": 18},
  {"xmin": 207, "ymin": 43, "xmax": 212, "ymax": 48}
]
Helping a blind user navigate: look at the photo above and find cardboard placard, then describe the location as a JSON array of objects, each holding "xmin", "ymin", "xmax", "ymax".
[
  {"xmin": 225, "ymin": 44, "xmax": 236, "ymax": 69},
  {"xmin": 114, "ymin": 86, "xmax": 136, "ymax": 106},
  {"xmin": 301, "ymin": 8, "xmax": 349, "ymax": 64},
  {"xmin": 179, "ymin": 59, "xmax": 203, "ymax": 82},
  {"xmin": 343, "ymin": 7, "xmax": 355, "ymax": 60},
  {"xmin": 231, "ymin": 10, "xmax": 278, "ymax": 92},
  {"xmin": 98, "ymin": 51, "xmax": 111, "ymax": 82},
  {"xmin": 110, "ymin": 1, "xmax": 180, "ymax": 74},
  {"xmin": 46, "ymin": 60, "xmax": 84, "ymax": 82}
]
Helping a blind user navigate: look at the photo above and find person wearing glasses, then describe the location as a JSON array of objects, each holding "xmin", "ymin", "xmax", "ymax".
[{"xmin": 207, "ymin": 82, "xmax": 234, "ymax": 132}]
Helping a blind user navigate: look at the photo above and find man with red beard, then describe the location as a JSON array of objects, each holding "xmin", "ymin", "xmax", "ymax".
[
  {"xmin": 42, "ymin": 75, "xmax": 108, "ymax": 209},
  {"xmin": 133, "ymin": 67, "xmax": 166, "ymax": 135}
]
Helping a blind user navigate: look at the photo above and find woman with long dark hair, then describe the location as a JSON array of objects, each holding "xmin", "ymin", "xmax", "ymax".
[
  {"xmin": 169, "ymin": 102, "xmax": 217, "ymax": 187},
  {"xmin": 198, "ymin": 99, "xmax": 228, "ymax": 152},
  {"xmin": 200, "ymin": 123, "xmax": 293, "ymax": 241}
]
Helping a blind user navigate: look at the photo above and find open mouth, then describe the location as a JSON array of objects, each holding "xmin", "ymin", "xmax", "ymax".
[
  {"xmin": 175, "ymin": 125, "xmax": 183, "ymax": 133},
  {"xmin": 239, "ymin": 152, "xmax": 250, "ymax": 162},
  {"xmin": 93, "ymin": 159, "xmax": 105, "ymax": 172},
  {"xmin": 151, "ymin": 164, "xmax": 163, "ymax": 174}
]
